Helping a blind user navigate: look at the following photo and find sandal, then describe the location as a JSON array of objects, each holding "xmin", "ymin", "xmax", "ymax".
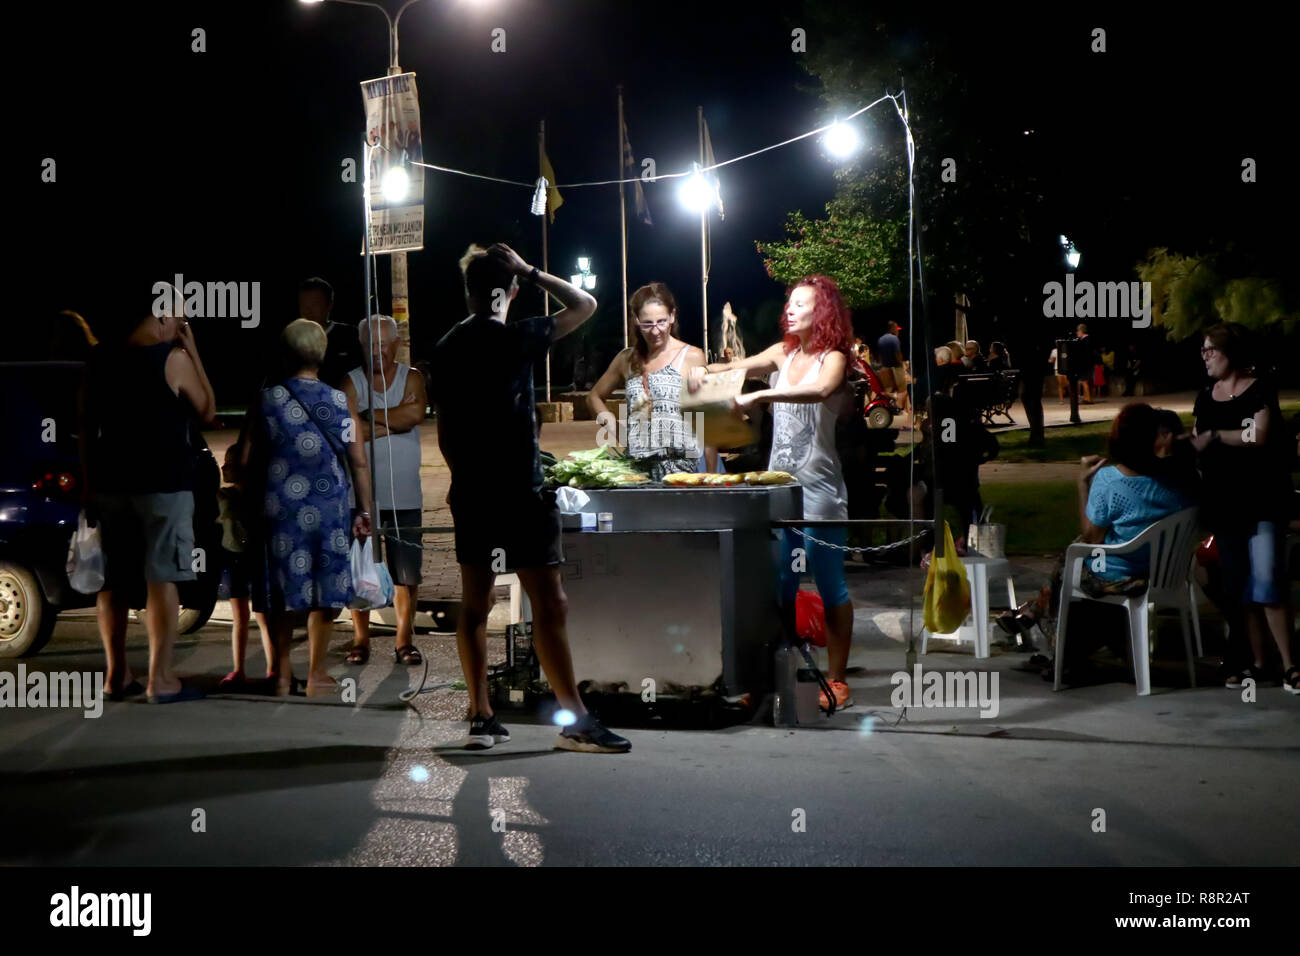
[
  {"xmin": 1283, "ymin": 666, "xmax": 1300, "ymax": 696},
  {"xmin": 1224, "ymin": 667, "xmax": 1260, "ymax": 688},
  {"xmin": 395, "ymin": 644, "xmax": 423, "ymax": 666},
  {"xmin": 345, "ymin": 643, "xmax": 370, "ymax": 665}
]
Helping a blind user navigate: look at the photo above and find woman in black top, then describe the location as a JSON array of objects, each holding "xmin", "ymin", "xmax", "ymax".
[{"xmin": 1188, "ymin": 323, "xmax": 1296, "ymax": 693}]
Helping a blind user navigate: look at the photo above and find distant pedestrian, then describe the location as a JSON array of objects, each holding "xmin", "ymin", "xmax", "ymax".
[{"xmin": 1123, "ymin": 345, "xmax": 1141, "ymax": 396}]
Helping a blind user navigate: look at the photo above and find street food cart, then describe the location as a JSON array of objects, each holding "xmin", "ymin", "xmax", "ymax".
[{"xmin": 553, "ymin": 482, "xmax": 802, "ymax": 701}]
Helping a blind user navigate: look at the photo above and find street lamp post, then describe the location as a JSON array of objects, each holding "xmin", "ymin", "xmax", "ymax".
[
  {"xmin": 561, "ymin": 258, "xmax": 597, "ymax": 402},
  {"xmin": 301, "ymin": 0, "xmax": 430, "ymax": 366},
  {"xmin": 1060, "ymin": 234, "xmax": 1083, "ymax": 425}
]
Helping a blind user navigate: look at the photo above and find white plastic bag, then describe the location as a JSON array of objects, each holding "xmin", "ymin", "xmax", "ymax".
[
  {"xmin": 66, "ymin": 511, "xmax": 105, "ymax": 594},
  {"xmin": 348, "ymin": 538, "xmax": 394, "ymax": 610}
]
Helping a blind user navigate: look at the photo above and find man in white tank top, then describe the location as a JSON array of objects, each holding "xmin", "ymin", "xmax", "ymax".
[{"xmin": 341, "ymin": 315, "xmax": 428, "ymax": 667}]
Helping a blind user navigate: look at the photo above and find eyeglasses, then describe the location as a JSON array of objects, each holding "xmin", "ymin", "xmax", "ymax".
[
  {"xmin": 636, "ymin": 320, "xmax": 671, "ymax": 331},
  {"xmin": 1200, "ymin": 347, "xmax": 1220, "ymax": 356}
]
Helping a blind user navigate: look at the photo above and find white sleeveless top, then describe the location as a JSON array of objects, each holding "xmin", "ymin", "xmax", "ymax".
[
  {"xmin": 347, "ymin": 364, "xmax": 423, "ymax": 511},
  {"xmin": 624, "ymin": 344, "xmax": 701, "ymax": 465},
  {"xmin": 768, "ymin": 350, "xmax": 850, "ymax": 520}
]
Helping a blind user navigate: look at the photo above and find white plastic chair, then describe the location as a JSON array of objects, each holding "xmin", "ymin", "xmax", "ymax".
[{"xmin": 1054, "ymin": 508, "xmax": 1201, "ymax": 696}]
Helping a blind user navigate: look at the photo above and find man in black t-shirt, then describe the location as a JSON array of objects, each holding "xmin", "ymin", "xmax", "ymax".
[
  {"xmin": 298, "ymin": 277, "xmax": 361, "ymax": 390},
  {"xmin": 431, "ymin": 242, "xmax": 631, "ymax": 753}
]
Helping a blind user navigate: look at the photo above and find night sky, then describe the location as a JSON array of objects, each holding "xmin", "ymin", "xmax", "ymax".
[{"xmin": 21, "ymin": 1, "xmax": 1294, "ymax": 403}]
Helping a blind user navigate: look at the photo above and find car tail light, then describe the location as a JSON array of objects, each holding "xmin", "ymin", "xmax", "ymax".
[{"xmin": 35, "ymin": 472, "xmax": 78, "ymax": 497}]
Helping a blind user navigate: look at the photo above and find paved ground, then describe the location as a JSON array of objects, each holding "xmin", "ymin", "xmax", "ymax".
[
  {"xmin": 14, "ymin": 391, "xmax": 1289, "ymax": 865},
  {"xmin": 3, "ymin": 557, "xmax": 1297, "ymax": 866}
]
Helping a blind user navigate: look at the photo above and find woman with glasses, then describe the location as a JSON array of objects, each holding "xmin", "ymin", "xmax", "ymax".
[
  {"xmin": 588, "ymin": 282, "xmax": 712, "ymax": 479},
  {"xmin": 1188, "ymin": 323, "xmax": 1297, "ymax": 693}
]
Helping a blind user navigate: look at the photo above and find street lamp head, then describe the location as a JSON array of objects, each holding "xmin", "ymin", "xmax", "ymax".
[
  {"xmin": 571, "ymin": 274, "xmax": 583, "ymax": 287},
  {"xmin": 584, "ymin": 274, "xmax": 597, "ymax": 291},
  {"xmin": 823, "ymin": 120, "xmax": 860, "ymax": 159},
  {"xmin": 381, "ymin": 165, "xmax": 410, "ymax": 203},
  {"xmin": 577, "ymin": 257, "xmax": 590, "ymax": 272},
  {"xmin": 678, "ymin": 165, "xmax": 716, "ymax": 214}
]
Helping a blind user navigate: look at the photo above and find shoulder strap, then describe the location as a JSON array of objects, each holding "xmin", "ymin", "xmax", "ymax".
[
  {"xmin": 670, "ymin": 344, "xmax": 691, "ymax": 372},
  {"xmin": 282, "ymin": 380, "xmax": 351, "ymax": 475}
]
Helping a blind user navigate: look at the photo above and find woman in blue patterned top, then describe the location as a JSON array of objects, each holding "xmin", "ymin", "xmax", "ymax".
[{"xmin": 244, "ymin": 319, "xmax": 374, "ymax": 697}]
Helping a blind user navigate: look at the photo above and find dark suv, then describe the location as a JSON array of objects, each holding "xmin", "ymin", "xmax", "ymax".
[{"xmin": 0, "ymin": 362, "xmax": 220, "ymax": 657}]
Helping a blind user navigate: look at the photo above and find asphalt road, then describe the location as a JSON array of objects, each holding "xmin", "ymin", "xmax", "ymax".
[{"xmin": 3, "ymin": 601, "xmax": 1297, "ymax": 867}]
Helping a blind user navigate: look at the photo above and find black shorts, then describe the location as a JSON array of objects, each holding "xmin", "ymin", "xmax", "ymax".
[{"xmin": 451, "ymin": 489, "xmax": 563, "ymax": 569}]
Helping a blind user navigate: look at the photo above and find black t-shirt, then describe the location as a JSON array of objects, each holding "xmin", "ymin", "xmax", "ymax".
[
  {"xmin": 1193, "ymin": 379, "xmax": 1292, "ymax": 525},
  {"xmin": 430, "ymin": 313, "xmax": 555, "ymax": 506},
  {"xmin": 85, "ymin": 341, "xmax": 194, "ymax": 493},
  {"xmin": 320, "ymin": 321, "xmax": 363, "ymax": 391}
]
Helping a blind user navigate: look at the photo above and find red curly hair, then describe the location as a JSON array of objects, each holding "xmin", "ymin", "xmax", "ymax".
[{"xmin": 780, "ymin": 275, "xmax": 863, "ymax": 372}]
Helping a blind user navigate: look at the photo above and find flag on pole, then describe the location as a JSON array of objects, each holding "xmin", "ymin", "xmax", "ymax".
[
  {"xmin": 539, "ymin": 147, "xmax": 563, "ymax": 224},
  {"xmin": 702, "ymin": 117, "xmax": 724, "ymax": 221},
  {"xmin": 621, "ymin": 117, "xmax": 653, "ymax": 226}
]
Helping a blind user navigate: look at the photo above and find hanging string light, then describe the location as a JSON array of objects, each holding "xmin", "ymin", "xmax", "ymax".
[{"xmin": 530, "ymin": 177, "xmax": 549, "ymax": 216}]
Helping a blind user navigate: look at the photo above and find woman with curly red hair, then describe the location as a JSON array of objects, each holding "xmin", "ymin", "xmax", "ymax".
[{"xmin": 690, "ymin": 275, "xmax": 860, "ymax": 710}]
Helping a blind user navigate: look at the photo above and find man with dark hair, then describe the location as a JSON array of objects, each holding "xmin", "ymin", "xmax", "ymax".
[
  {"xmin": 431, "ymin": 243, "xmax": 631, "ymax": 753},
  {"xmin": 298, "ymin": 277, "xmax": 361, "ymax": 389}
]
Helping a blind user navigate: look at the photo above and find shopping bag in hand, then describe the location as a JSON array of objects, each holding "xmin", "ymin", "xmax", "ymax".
[
  {"xmin": 66, "ymin": 511, "xmax": 105, "ymax": 594},
  {"xmin": 923, "ymin": 522, "xmax": 971, "ymax": 634},
  {"xmin": 795, "ymin": 589, "xmax": 827, "ymax": 647},
  {"xmin": 348, "ymin": 538, "xmax": 395, "ymax": 610}
]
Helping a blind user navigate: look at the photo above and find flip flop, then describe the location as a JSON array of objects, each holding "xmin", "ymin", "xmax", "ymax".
[
  {"xmin": 345, "ymin": 643, "xmax": 370, "ymax": 665},
  {"xmin": 108, "ymin": 680, "xmax": 145, "ymax": 703},
  {"xmin": 147, "ymin": 684, "xmax": 205, "ymax": 704}
]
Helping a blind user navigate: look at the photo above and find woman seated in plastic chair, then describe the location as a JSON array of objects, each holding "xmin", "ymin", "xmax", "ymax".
[{"xmin": 998, "ymin": 404, "xmax": 1197, "ymax": 681}]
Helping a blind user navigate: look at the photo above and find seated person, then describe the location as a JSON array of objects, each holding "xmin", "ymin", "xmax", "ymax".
[{"xmin": 999, "ymin": 404, "xmax": 1197, "ymax": 679}]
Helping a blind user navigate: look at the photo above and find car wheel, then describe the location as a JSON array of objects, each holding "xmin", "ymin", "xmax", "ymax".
[
  {"xmin": 0, "ymin": 561, "xmax": 58, "ymax": 658},
  {"xmin": 867, "ymin": 405, "xmax": 894, "ymax": 430},
  {"xmin": 178, "ymin": 601, "xmax": 216, "ymax": 635}
]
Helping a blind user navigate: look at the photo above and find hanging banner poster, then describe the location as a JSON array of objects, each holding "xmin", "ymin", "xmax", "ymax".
[{"xmin": 361, "ymin": 72, "xmax": 424, "ymax": 254}]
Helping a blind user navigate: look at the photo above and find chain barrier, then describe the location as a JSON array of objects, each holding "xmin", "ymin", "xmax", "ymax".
[{"xmin": 785, "ymin": 526, "xmax": 929, "ymax": 556}]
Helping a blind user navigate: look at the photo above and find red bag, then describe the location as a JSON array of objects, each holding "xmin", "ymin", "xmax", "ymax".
[
  {"xmin": 796, "ymin": 589, "xmax": 827, "ymax": 646},
  {"xmin": 1092, "ymin": 364, "xmax": 1106, "ymax": 388}
]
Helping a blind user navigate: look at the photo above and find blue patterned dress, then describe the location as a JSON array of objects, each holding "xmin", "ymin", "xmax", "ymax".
[{"xmin": 255, "ymin": 378, "xmax": 355, "ymax": 611}]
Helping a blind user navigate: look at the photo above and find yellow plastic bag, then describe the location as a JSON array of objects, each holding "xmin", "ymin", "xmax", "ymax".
[{"xmin": 923, "ymin": 522, "xmax": 971, "ymax": 633}]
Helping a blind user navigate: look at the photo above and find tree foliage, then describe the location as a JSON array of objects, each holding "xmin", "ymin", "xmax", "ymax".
[
  {"xmin": 1138, "ymin": 247, "xmax": 1298, "ymax": 342},
  {"xmin": 757, "ymin": 205, "xmax": 907, "ymax": 308}
]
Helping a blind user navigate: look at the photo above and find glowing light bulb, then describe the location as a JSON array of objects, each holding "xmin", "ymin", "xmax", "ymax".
[
  {"xmin": 824, "ymin": 121, "xmax": 860, "ymax": 159},
  {"xmin": 382, "ymin": 166, "xmax": 410, "ymax": 202}
]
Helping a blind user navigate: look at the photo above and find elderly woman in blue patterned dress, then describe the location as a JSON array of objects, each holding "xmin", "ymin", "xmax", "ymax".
[
  {"xmin": 588, "ymin": 282, "xmax": 715, "ymax": 477},
  {"xmin": 243, "ymin": 319, "xmax": 373, "ymax": 697}
]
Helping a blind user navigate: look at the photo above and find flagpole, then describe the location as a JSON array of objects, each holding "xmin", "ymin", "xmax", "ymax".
[
  {"xmin": 618, "ymin": 86, "xmax": 629, "ymax": 353},
  {"xmin": 698, "ymin": 106, "xmax": 709, "ymax": 362},
  {"xmin": 540, "ymin": 119, "xmax": 551, "ymax": 402}
]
